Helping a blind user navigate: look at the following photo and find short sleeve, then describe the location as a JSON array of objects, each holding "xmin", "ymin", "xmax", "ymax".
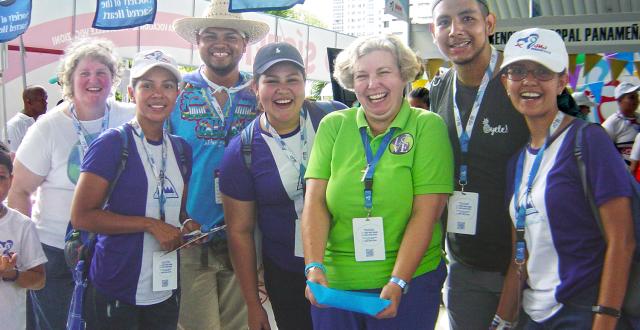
[
  {"xmin": 582, "ymin": 124, "xmax": 633, "ymax": 205},
  {"xmin": 305, "ymin": 113, "xmax": 339, "ymax": 180},
  {"xmin": 630, "ymin": 133, "xmax": 640, "ymax": 161},
  {"xmin": 600, "ymin": 116, "xmax": 617, "ymax": 140},
  {"xmin": 15, "ymin": 119, "xmax": 51, "ymax": 176},
  {"xmin": 219, "ymin": 132, "xmax": 256, "ymax": 201},
  {"xmin": 411, "ymin": 112, "xmax": 454, "ymax": 195},
  {"xmin": 17, "ymin": 217, "xmax": 47, "ymax": 271},
  {"xmin": 80, "ymin": 127, "xmax": 125, "ymax": 182}
]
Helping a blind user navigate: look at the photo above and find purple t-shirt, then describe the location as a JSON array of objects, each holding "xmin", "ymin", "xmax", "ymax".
[
  {"xmin": 81, "ymin": 124, "xmax": 192, "ymax": 305},
  {"xmin": 506, "ymin": 120, "xmax": 631, "ymax": 320},
  {"xmin": 219, "ymin": 105, "xmax": 327, "ymax": 273}
]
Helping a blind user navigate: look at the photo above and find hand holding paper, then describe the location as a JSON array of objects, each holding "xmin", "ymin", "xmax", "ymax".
[{"xmin": 306, "ymin": 280, "xmax": 391, "ymax": 316}]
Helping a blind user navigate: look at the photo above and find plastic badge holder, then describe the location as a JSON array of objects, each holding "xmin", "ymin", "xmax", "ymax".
[{"xmin": 306, "ymin": 280, "xmax": 391, "ymax": 316}]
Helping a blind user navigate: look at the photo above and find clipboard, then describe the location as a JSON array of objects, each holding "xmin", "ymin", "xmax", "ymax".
[{"xmin": 162, "ymin": 224, "xmax": 226, "ymax": 256}]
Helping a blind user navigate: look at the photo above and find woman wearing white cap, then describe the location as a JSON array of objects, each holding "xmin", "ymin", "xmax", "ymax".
[
  {"xmin": 492, "ymin": 28, "xmax": 635, "ymax": 330},
  {"xmin": 70, "ymin": 50, "xmax": 194, "ymax": 329}
]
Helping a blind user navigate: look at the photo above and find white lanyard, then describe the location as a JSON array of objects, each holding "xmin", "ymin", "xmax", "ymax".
[
  {"xmin": 262, "ymin": 108, "xmax": 309, "ymax": 197},
  {"xmin": 69, "ymin": 103, "xmax": 110, "ymax": 161},
  {"xmin": 451, "ymin": 47, "xmax": 498, "ymax": 187},
  {"xmin": 131, "ymin": 121, "xmax": 168, "ymax": 221},
  {"xmin": 199, "ymin": 67, "xmax": 252, "ymax": 124}
]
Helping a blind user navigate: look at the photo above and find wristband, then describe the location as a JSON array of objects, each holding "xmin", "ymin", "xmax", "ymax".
[
  {"xmin": 490, "ymin": 314, "xmax": 514, "ymax": 330},
  {"xmin": 592, "ymin": 305, "xmax": 621, "ymax": 319},
  {"xmin": 2, "ymin": 268, "xmax": 19, "ymax": 282},
  {"xmin": 389, "ymin": 276, "xmax": 409, "ymax": 294},
  {"xmin": 304, "ymin": 262, "xmax": 326, "ymax": 276}
]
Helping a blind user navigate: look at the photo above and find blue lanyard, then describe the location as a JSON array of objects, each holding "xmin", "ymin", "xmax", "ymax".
[
  {"xmin": 132, "ymin": 122, "xmax": 168, "ymax": 222},
  {"xmin": 263, "ymin": 107, "xmax": 309, "ymax": 192},
  {"xmin": 452, "ymin": 47, "xmax": 498, "ymax": 189},
  {"xmin": 69, "ymin": 103, "xmax": 110, "ymax": 161},
  {"xmin": 512, "ymin": 111, "xmax": 565, "ymax": 264},
  {"xmin": 359, "ymin": 127, "xmax": 396, "ymax": 216}
]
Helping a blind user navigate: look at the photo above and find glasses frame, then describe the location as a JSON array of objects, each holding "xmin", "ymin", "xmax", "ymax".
[{"xmin": 504, "ymin": 65, "xmax": 556, "ymax": 82}]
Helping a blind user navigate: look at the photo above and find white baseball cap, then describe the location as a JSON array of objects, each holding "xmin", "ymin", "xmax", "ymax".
[
  {"xmin": 572, "ymin": 92, "xmax": 596, "ymax": 108},
  {"xmin": 130, "ymin": 49, "xmax": 181, "ymax": 84},
  {"xmin": 500, "ymin": 28, "xmax": 568, "ymax": 73},
  {"xmin": 614, "ymin": 82, "xmax": 640, "ymax": 99}
]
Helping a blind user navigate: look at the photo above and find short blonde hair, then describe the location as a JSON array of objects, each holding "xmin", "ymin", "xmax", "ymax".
[
  {"xmin": 333, "ymin": 34, "xmax": 421, "ymax": 91},
  {"xmin": 57, "ymin": 38, "xmax": 122, "ymax": 100}
]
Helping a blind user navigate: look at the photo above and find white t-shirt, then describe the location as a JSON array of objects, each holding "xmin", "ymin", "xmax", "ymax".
[
  {"xmin": 630, "ymin": 133, "xmax": 640, "ymax": 161},
  {"xmin": 601, "ymin": 111, "xmax": 639, "ymax": 163},
  {"xmin": 0, "ymin": 208, "xmax": 47, "ymax": 330},
  {"xmin": 15, "ymin": 100, "xmax": 134, "ymax": 249},
  {"xmin": 6, "ymin": 112, "xmax": 35, "ymax": 153}
]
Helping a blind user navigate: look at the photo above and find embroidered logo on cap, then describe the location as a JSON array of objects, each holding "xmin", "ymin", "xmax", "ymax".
[{"xmin": 514, "ymin": 33, "xmax": 550, "ymax": 54}]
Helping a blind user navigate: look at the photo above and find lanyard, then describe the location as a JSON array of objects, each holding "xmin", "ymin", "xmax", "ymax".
[
  {"xmin": 359, "ymin": 127, "xmax": 397, "ymax": 216},
  {"xmin": 132, "ymin": 121, "xmax": 168, "ymax": 222},
  {"xmin": 69, "ymin": 103, "xmax": 110, "ymax": 161},
  {"xmin": 199, "ymin": 67, "xmax": 252, "ymax": 144},
  {"xmin": 513, "ymin": 111, "xmax": 565, "ymax": 264},
  {"xmin": 263, "ymin": 107, "xmax": 309, "ymax": 192},
  {"xmin": 452, "ymin": 47, "xmax": 498, "ymax": 189}
]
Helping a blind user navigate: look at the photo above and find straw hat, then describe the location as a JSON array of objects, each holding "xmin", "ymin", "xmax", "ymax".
[{"xmin": 173, "ymin": 0, "xmax": 269, "ymax": 45}]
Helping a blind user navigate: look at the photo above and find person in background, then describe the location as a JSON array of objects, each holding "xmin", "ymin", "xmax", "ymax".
[
  {"xmin": 429, "ymin": 0, "xmax": 529, "ymax": 328},
  {"xmin": 70, "ymin": 49, "xmax": 192, "ymax": 330},
  {"xmin": 572, "ymin": 91, "xmax": 597, "ymax": 121},
  {"xmin": 7, "ymin": 85, "xmax": 48, "ymax": 153},
  {"xmin": 303, "ymin": 34, "xmax": 453, "ymax": 329},
  {"xmin": 0, "ymin": 142, "xmax": 47, "ymax": 330},
  {"xmin": 170, "ymin": 0, "xmax": 269, "ymax": 328},
  {"xmin": 221, "ymin": 42, "xmax": 345, "ymax": 330},
  {"xmin": 602, "ymin": 81, "xmax": 640, "ymax": 166},
  {"xmin": 409, "ymin": 87, "xmax": 430, "ymax": 110},
  {"xmin": 7, "ymin": 38, "xmax": 134, "ymax": 330},
  {"xmin": 495, "ymin": 27, "xmax": 635, "ymax": 330},
  {"xmin": 629, "ymin": 132, "xmax": 640, "ymax": 181}
]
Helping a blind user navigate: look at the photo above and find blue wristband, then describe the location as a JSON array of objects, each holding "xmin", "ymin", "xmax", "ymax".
[{"xmin": 304, "ymin": 262, "xmax": 326, "ymax": 276}]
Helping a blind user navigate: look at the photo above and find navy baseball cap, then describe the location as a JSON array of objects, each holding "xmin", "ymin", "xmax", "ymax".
[{"xmin": 253, "ymin": 42, "xmax": 305, "ymax": 76}]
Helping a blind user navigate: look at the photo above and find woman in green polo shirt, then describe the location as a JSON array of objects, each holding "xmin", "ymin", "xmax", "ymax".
[{"xmin": 301, "ymin": 34, "xmax": 454, "ymax": 329}]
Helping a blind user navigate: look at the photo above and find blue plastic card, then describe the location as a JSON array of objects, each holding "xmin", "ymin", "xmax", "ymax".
[{"xmin": 306, "ymin": 281, "xmax": 391, "ymax": 316}]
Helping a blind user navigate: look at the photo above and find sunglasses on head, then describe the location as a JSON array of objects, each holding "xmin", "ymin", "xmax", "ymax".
[{"xmin": 505, "ymin": 64, "xmax": 556, "ymax": 81}]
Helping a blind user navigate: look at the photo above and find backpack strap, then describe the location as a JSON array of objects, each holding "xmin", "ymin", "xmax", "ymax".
[
  {"xmin": 168, "ymin": 135, "xmax": 188, "ymax": 180},
  {"xmin": 241, "ymin": 118, "xmax": 258, "ymax": 169},
  {"xmin": 573, "ymin": 120, "xmax": 605, "ymax": 233}
]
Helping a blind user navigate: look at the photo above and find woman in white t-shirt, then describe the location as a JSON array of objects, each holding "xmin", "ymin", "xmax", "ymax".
[{"xmin": 7, "ymin": 38, "xmax": 134, "ymax": 329}]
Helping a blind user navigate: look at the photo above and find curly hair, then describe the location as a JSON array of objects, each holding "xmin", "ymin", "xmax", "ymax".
[
  {"xmin": 333, "ymin": 34, "xmax": 421, "ymax": 91},
  {"xmin": 57, "ymin": 38, "xmax": 122, "ymax": 100}
]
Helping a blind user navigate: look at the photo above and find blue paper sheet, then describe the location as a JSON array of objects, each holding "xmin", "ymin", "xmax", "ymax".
[{"xmin": 306, "ymin": 281, "xmax": 391, "ymax": 316}]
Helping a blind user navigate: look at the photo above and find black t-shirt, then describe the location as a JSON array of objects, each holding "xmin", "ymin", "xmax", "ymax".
[{"xmin": 431, "ymin": 69, "xmax": 529, "ymax": 272}]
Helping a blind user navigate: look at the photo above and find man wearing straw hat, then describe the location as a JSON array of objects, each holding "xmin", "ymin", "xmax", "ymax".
[{"xmin": 171, "ymin": 1, "xmax": 269, "ymax": 329}]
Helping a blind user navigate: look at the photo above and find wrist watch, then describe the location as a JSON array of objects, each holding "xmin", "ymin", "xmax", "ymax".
[
  {"xmin": 389, "ymin": 276, "xmax": 409, "ymax": 294},
  {"xmin": 2, "ymin": 268, "xmax": 19, "ymax": 282},
  {"xmin": 592, "ymin": 305, "xmax": 621, "ymax": 318}
]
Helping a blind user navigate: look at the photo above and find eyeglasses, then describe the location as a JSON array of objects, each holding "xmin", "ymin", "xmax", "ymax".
[{"xmin": 505, "ymin": 65, "xmax": 556, "ymax": 81}]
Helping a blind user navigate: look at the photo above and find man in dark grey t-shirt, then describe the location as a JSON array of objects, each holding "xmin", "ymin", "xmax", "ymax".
[{"xmin": 430, "ymin": 0, "xmax": 528, "ymax": 329}]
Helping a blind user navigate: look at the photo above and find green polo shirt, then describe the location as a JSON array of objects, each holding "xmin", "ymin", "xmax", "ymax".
[{"xmin": 305, "ymin": 100, "xmax": 454, "ymax": 290}]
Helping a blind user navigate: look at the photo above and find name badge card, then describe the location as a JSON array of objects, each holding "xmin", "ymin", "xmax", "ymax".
[
  {"xmin": 294, "ymin": 219, "xmax": 304, "ymax": 258},
  {"xmin": 153, "ymin": 251, "xmax": 178, "ymax": 292},
  {"xmin": 214, "ymin": 169, "xmax": 222, "ymax": 204},
  {"xmin": 352, "ymin": 217, "xmax": 385, "ymax": 262},
  {"xmin": 447, "ymin": 191, "xmax": 479, "ymax": 235}
]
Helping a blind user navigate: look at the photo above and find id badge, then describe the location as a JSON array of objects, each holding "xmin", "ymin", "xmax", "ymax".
[
  {"xmin": 294, "ymin": 219, "xmax": 303, "ymax": 258},
  {"xmin": 153, "ymin": 251, "xmax": 178, "ymax": 292},
  {"xmin": 352, "ymin": 217, "xmax": 385, "ymax": 262},
  {"xmin": 447, "ymin": 191, "xmax": 479, "ymax": 235},
  {"xmin": 214, "ymin": 169, "xmax": 222, "ymax": 204}
]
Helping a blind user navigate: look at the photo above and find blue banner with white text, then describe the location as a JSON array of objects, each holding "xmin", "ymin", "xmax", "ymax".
[
  {"xmin": 229, "ymin": 0, "xmax": 304, "ymax": 13},
  {"xmin": 93, "ymin": 0, "xmax": 157, "ymax": 30},
  {"xmin": 0, "ymin": 0, "xmax": 32, "ymax": 43}
]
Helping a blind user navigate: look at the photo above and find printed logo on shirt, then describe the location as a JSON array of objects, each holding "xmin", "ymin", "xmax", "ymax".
[
  {"xmin": 154, "ymin": 177, "xmax": 180, "ymax": 199},
  {"xmin": 482, "ymin": 118, "xmax": 509, "ymax": 136},
  {"xmin": 389, "ymin": 133, "xmax": 414, "ymax": 154},
  {"xmin": 179, "ymin": 90, "xmax": 210, "ymax": 120},
  {"xmin": 524, "ymin": 195, "xmax": 543, "ymax": 226},
  {"xmin": 67, "ymin": 132, "xmax": 101, "ymax": 184},
  {"xmin": 0, "ymin": 240, "xmax": 14, "ymax": 255}
]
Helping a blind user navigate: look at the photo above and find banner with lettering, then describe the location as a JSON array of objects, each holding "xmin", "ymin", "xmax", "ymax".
[
  {"xmin": 229, "ymin": 0, "xmax": 304, "ymax": 13},
  {"xmin": 92, "ymin": 0, "xmax": 157, "ymax": 30},
  {"xmin": 0, "ymin": 0, "xmax": 32, "ymax": 43}
]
